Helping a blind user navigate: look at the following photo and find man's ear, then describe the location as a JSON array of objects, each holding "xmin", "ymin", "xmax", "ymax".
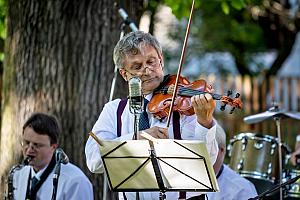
[
  {"xmin": 220, "ymin": 146, "xmax": 225, "ymax": 154},
  {"xmin": 119, "ymin": 68, "xmax": 128, "ymax": 81},
  {"xmin": 158, "ymin": 53, "xmax": 164, "ymax": 69},
  {"xmin": 51, "ymin": 143, "xmax": 58, "ymax": 150}
]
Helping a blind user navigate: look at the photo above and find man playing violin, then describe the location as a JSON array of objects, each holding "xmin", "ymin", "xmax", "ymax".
[{"xmin": 85, "ymin": 31, "xmax": 220, "ymax": 200}]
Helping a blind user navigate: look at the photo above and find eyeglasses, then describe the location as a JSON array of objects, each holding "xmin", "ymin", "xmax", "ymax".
[
  {"xmin": 124, "ymin": 57, "xmax": 161, "ymax": 76},
  {"xmin": 21, "ymin": 140, "xmax": 49, "ymax": 151}
]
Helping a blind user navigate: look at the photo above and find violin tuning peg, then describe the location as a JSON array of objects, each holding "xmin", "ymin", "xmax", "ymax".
[
  {"xmin": 220, "ymin": 103, "xmax": 227, "ymax": 111},
  {"xmin": 227, "ymin": 90, "xmax": 233, "ymax": 97},
  {"xmin": 230, "ymin": 107, "xmax": 236, "ymax": 114},
  {"xmin": 235, "ymin": 93, "xmax": 240, "ymax": 98}
]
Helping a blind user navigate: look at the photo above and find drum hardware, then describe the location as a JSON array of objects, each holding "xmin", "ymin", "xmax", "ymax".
[
  {"xmin": 244, "ymin": 106, "xmax": 300, "ymax": 200},
  {"xmin": 242, "ymin": 137, "xmax": 247, "ymax": 151},
  {"xmin": 271, "ymin": 143, "xmax": 276, "ymax": 155},
  {"xmin": 284, "ymin": 169, "xmax": 300, "ymax": 199},
  {"xmin": 254, "ymin": 141, "xmax": 263, "ymax": 150},
  {"xmin": 227, "ymin": 145, "xmax": 232, "ymax": 157},
  {"xmin": 267, "ymin": 163, "xmax": 272, "ymax": 176},
  {"xmin": 276, "ymin": 116, "xmax": 284, "ymax": 200},
  {"xmin": 249, "ymin": 172, "xmax": 300, "ymax": 200},
  {"xmin": 237, "ymin": 159, "xmax": 244, "ymax": 170}
]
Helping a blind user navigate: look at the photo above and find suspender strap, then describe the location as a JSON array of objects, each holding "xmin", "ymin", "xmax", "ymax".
[
  {"xmin": 172, "ymin": 111, "xmax": 184, "ymax": 199},
  {"xmin": 117, "ymin": 98, "xmax": 128, "ymax": 137},
  {"xmin": 172, "ymin": 111, "xmax": 181, "ymax": 140},
  {"xmin": 179, "ymin": 191, "xmax": 186, "ymax": 199}
]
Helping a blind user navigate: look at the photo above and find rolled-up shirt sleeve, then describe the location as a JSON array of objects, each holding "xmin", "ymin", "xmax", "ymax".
[
  {"xmin": 195, "ymin": 121, "xmax": 219, "ymax": 165},
  {"xmin": 85, "ymin": 100, "xmax": 119, "ymax": 173}
]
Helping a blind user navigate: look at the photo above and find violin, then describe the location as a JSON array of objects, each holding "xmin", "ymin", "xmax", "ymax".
[{"xmin": 148, "ymin": 75, "xmax": 243, "ymax": 119}]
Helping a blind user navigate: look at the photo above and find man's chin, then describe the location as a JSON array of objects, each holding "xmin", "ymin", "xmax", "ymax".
[{"xmin": 143, "ymin": 81, "xmax": 161, "ymax": 93}]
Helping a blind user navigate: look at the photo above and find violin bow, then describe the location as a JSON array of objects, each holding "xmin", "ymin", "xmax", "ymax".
[{"xmin": 166, "ymin": 0, "xmax": 195, "ymax": 127}]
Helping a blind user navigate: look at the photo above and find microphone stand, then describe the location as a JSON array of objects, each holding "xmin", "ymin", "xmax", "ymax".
[
  {"xmin": 108, "ymin": 22, "xmax": 126, "ymax": 102},
  {"xmin": 133, "ymin": 109, "xmax": 141, "ymax": 200},
  {"xmin": 133, "ymin": 111, "xmax": 141, "ymax": 140},
  {"xmin": 248, "ymin": 174, "xmax": 300, "ymax": 200},
  {"xmin": 108, "ymin": 5, "xmax": 138, "ymax": 102},
  {"xmin": 51, "ymin": 161, "xmax": 61, "ymax": 200}
]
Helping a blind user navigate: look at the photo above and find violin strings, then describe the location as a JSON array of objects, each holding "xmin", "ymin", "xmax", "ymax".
[
  {"xmin": 178, "ymin": 87, "xmax": 206, "ymax": 96},
  {"xmin": 178, "ymin": 87, "xmax": 223, "ymax": 100},
  {"xmin": 161, "ymin": 86, "xmax": 223, "ymax": 100}
]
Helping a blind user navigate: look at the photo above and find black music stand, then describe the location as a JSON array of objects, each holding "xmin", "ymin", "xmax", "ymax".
[{"xmin": 99, "ymin": 139, "xmax": 219, "ymax": 199}]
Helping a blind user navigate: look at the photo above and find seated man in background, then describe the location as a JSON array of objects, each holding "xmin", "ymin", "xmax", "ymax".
[
  {"xmin": 12, "ymin": 113, "xmax": 93, "ymax": 200},
  {"xmin": 290, "ymin": 134, "xmax": 300, "ymax": 166},
  {"xmin": 206, "ymin": 126, "xmax": 258, "ymax": 200}
]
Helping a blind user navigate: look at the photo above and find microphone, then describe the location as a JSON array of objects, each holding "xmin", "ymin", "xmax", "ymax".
[
  {"xmin": 118, "ymin": 8, "xmax": 138, "ymax": 32},
  {"xmin": 128, "ymin": 77, "xmax": 143, "ymax": 114},
  {"xmin": 55, "ymin": 148, "xmax": 69, "ymax": 164},
  {"xmin": 52, "ymin": 148, "xmax": 68, "ymax": 199}
]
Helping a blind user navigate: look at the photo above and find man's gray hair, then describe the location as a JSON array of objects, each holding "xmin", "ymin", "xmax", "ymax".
[
  {"xmin": 113, "ymin": 31, "xmax": 162, "ymax": 69},
  {"xmin": 216, "ymin": 125, "xmax": 226, "ymax": 148}
]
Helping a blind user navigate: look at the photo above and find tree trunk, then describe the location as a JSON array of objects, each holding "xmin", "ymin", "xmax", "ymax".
[{"xmin": 0, "ymin": 0, "xmax": 143, "ymax": 199}]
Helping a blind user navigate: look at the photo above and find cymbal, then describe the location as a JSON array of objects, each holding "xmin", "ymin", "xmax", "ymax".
[{"xmin": 243, "ymin": 107, "xmax": 300, "ymax": 124}]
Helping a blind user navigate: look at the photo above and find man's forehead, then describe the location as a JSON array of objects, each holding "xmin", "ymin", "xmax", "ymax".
[
  {"xmin": 125, "ymin": 45, "xmax": 159, "ymax": 61},
  {"xmin": 23, "ymin": 127, "xmax": 50, "ymax": 140}
]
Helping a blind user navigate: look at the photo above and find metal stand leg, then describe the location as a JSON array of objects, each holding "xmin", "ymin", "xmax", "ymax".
[{"xmin": 275, "ymin": 117, "xmax": 283, "ymax": 200}]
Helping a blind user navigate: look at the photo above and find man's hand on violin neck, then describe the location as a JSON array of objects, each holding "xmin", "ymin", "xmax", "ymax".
[
  {"xmin": 138, "ymin": 126, "xmax": 168, "ymax": 139},
  {"xmin": 191, "ymin": 93, "xmax": 216, "ymax": 129}
]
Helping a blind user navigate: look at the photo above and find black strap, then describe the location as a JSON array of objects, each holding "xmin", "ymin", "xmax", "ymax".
[
  {"xmin": 216, "ymin": 164, "xmax": 224, "ymax": 179},
  {"xmin": 172, "ymin": 111, "xmax": 181, "ymax": 140},
  {"xmin": 187, "ymin": 194, "xmax": 206, "ymax": 200},
  {"xmin": 26, "ymin": 153, "xmax": 56, "ymax": 199},
  {"xmin": 117, "ymin": 98, "xmax": 128, "ymax": 137}
]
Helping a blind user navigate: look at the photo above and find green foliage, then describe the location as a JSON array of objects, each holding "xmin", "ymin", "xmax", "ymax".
[
  {"xmin": 0, "ymin": 0, "xmax": 6, "ymax": 64},
  {"xmin": 0, "ymin": 0, "xmax": 6, "ymax": 40},
  {"xmin": 231, "ymin": 0, "xmax": 246, "ymax": 10},
  {"xmin": 157, "ymin": 0, "xmax": 265, "ymax": 53},
  {"xmin": 164, "ymin": 0, "xmax": 202, "ymax": 18},
  {"xmin": 151, "ymin": 0, "xmax": 268, "ymax": 75},
  {"xmin": 221, "ymin": 1, "xmax": 230, "ymax": 14}
]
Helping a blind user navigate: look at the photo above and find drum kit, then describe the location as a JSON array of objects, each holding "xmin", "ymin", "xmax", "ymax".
[{"xmin": 227, "ymin": 105, "xmax": 300, "ymax": 200}]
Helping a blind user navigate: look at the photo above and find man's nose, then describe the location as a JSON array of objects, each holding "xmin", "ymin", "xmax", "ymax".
[
  {"xmin": 25, "ymin": 143, "xmax": 36, "ymax": 152},
  {"xmin": 144, "ymin": 66, "xmax": 151, "ymax": 75}
]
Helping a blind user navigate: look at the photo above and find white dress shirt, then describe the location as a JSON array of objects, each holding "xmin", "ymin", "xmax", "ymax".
[
  {"xmin": 206, "ymin": 165, "xmax": 258, "ymax": 200},
  {"xmin": 13, "ymin": 163, "xmax": 94, "ymax": 200},
  {"xmin": 85, "ymin": 94, "xmax": 219, "ymax": 200}
]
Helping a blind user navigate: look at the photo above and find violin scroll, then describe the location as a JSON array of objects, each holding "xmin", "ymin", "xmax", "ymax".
[{"xmin": 219, "ymin": 91, "xmax": 243, "ymax": 113}]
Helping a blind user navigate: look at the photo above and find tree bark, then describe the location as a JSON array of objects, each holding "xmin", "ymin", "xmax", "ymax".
[{"xmin": 0, "ymin": 0, "xmax": 143, "ymax": 199}]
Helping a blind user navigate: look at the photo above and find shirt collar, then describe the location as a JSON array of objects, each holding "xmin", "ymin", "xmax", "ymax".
[
  {"xmin": 30, "ymin": 165, "xmax": 48, "ymax": 180},
  {"xmin": 144, "ymin": 93, "xmax": 153, "ymax": 102}
]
